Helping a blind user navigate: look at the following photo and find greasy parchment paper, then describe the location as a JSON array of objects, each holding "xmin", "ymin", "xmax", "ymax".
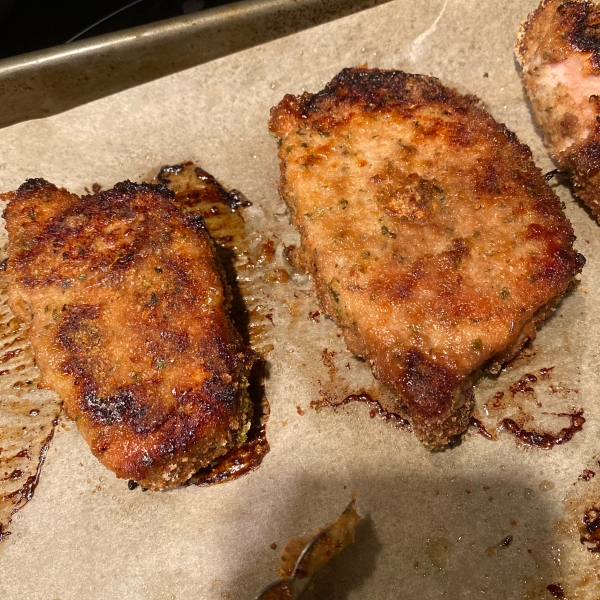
[{"xmin": 1, "ymin": 0, "xmax": 600, "ymax": 598}]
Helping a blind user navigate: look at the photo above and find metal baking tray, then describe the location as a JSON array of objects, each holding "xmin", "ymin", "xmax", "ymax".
[
  {"xmin": 2, "ymin": 1, "xmax": 600, "ymax": 598},
  {"xmin": 0, "ymin": 0, "xmax": 392, "ymax": 129}
]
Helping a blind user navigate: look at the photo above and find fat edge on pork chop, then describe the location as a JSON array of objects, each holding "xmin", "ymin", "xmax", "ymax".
[
  {"xmin": 2, "ymin": 179, "xmax": 253, "ymax": 489},
  {"xmin": 269, "ymin": 67, "xmax": 585, "ymax": 449}
]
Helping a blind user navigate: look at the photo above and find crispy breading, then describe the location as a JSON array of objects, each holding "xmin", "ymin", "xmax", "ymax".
[
  {"xmin": 516, "ymin": 0, "xmax": 600, "ymax": 216},
  {"xmin": 2, "ymin": 179, "xmax": 253, "ymax": 489},
  {"xmin": 269, "ymin": 67, "xmax": 585, "ymax": 449}
]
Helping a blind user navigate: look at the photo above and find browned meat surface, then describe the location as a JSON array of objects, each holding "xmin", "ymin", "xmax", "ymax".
[
  {"xmin": 516, "ymin": 0, "xmax": 600, "ymax": 216},
  {"xmin": 269, "ymin": 67, "xmax": 585, "ymax": 449},
  {"xmin": 2, "ymin": 179, "xmax": 253, "ymax": 490}
]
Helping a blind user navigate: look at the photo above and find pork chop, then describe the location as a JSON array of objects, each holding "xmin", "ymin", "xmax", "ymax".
[
  {"xmin": 2, "ymin": 179, "xmax": 253, "ymax": 489},
  {"xmin": 516, "ymin": 0, "xmax": 600, "ymax": 217},
  {"xmin": 269, "ymin": 67, "xmax": 585, "ymax": 449}
]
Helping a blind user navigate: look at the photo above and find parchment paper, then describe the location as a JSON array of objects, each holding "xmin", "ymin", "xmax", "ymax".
[{"xmin": 1, "ymin": 0, "xmax": 599, "ymax": 598}]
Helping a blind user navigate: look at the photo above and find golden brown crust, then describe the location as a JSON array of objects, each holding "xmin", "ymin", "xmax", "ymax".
[
  {"xmin": 517, "ymin": 0, "xmax": 600, "ymax": 216},
  {"xmin": 3, "ymin": 179, "xmax": 253, "ymax": 489},
  {"xmin": 270, "ymin": 67, "xmax": 585, "ymax": 448},
  {"xmin": 517, "ymin": 0, "xmax": 600, "ymax": 72}
]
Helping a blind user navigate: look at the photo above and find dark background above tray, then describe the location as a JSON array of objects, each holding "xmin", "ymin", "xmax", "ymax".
[{"xmin": 0, "ymin": 0, "xmax": 237, "ymax": 59}]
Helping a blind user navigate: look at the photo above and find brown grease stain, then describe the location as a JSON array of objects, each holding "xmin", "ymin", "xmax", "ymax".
[
  {"xmin": 12, "ymin": 449, "xmax": 30, "ymax": 459},
  {"xmin": 579, "ymin": 469, "xmax": 596, "ymax": 482},
  {"xmin": 469, "ymin": 416, "xmax": 496, "ymax": 440},
  {"xmin": 282, "ymin": 244, "xmax": 299, "ymax": 269},
  {"xmin": 321, "ymin": 348, "xmax": 337, "ymax": 376},
  {"xmin": 311, "ymin": 335, "xmax": 413, "ymax": 436},
  {"xmin": 12, "ymin": 379, "xmax": 31, "ymax": 390},
  {"xmin": 265, "ymin": 268, "xmax": 290, "ymax": 283},
  {"xmin": 0, "ymin": 258, "xmax": 62, "ymax": 539},
  {"xmin": 500, "ymin": 411, "xmax": 585, "ymax": 449},
  {"xmin": 4, "ymin": 469, "xmax": 23, "ymax": 480},
  {"xmin": 254, "ymin": 240, "xmax": 276, "ymax": 266},
  {"xmin": 487, "ymin": 391, "xmax": 505, "ymax": 409},
  {"xmin": 546, "ymin": 584, "xmax": 565, "ymax": 598},
  {"xmin": 476, "ymin": 366, "xmax": 585, "ymax": 451},
  {"xmin": 326, "ymin": 391, "xmax": 409, "ymax": 429},
  {"xmin": 509, "ymin": 373, "xmax": 537, "ymax": 394},
  {"xmin": 0, "ymin": 349, "xmax": 22, "ymax": 363},
  {"xmin": 0, "ymin": 435, "xmax": 53, "ymax": 541},
  {"xmin": 580, "ymin": 506, "xmax": 600, "ymax": 552},
  {"xmin": 1, "ymin": 442, "xmax": 52, "ymax": 503}
]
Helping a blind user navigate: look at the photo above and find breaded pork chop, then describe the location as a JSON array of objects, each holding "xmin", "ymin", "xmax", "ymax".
[
  {"xmin": 2, "ymin": 179, "xmax": 253, "ymax": 489},
  {"xmin": 269, "ymin": 67, "xmax": 585, "ymax": 449},
  {"xmin": 516, "ymin": 0, "xmax": 600, "ymax": 216}
]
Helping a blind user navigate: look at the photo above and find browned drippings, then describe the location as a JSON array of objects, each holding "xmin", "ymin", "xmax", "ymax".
[
  {"xmin": 554, "ymin": 460, "xmax": 600, "ymax": 592},
  {"xmin": 546, "ymin": 583, "xmax": 565, "ymax": 598},
  {"xmin": 282, "ymin": 244, "xmax": 298, "ymax": 268},
  {"xmin": 307, "ymin": 328, "xmax": 414, "ymax": 435},
  {"xmin": 487, "ymin": 391, "xmax": 505, "ymax": 409},
  {"xmin": 474, "ymin": 365, "xmax": 585, "ymax": 452},
  {"xmin": 254, "ymin": 240, "xmax": 276, "ymax": 267},
  {"xmin": 0, "ymin": 260, "xmax": 62, "ymax": 540},
  {"xmin": 264, "ymin": 268, "xmax": 289, "ymax": 284},
  {"xmin": 580, "ymin": 506, "xmax": 600, "ymax": 552},
  {"xmin": 0, "ymin": 349, "xmax": 22, "ymax": 363},
  {"xmin": 324, "ymin": 391, "xmax": 409, "ymax": 429},
  {"xmin": 579, "ymin": 469, "xmax": 596, "ymax": 482},
  {"xmin": 499, "ymin": 411, "xmax": 585, "ymax": 449},
  {"xmin": 155, "ymin": 162, "xmax": 272, "ymax": 485},
  {"xmin": 1, "ymin": 435, "xmax": 52, "ymax": 498},
  {"xmin": 191, "ymin": 424, "xmax": 269, "ymax": 487},
  {"xmin": 469, "ymin": 416, "xmax": 496, "ymax": 440},
  {"xmin": 508, "ymin": 373, "xmax": 537, "ymax": 394},
  {"xmin": 321, "ymin": 348, "xmax": 337, "ymax": 376},
  {"xmin": 0, "ymin": 431, "xmax": 55, "ymax": 541}
]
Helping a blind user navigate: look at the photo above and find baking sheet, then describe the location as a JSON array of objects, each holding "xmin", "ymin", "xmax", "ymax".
[
  {"xmin": 0, "ymin": 0, "xmax": 394, "ymax": 128},
  {"xmin": 1, "ymin": 0, "xmax": 599, "ymax": 598}
]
